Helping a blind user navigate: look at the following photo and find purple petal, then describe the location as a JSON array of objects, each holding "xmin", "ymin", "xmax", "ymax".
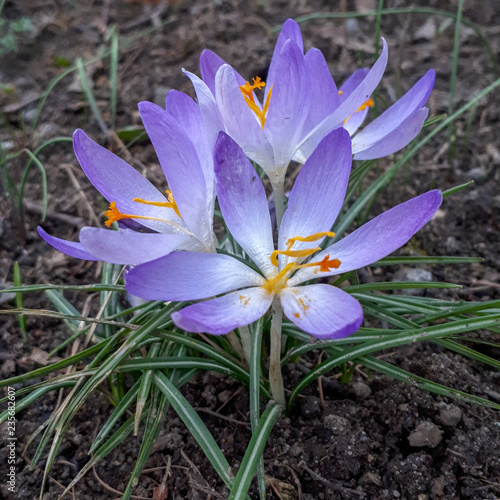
[
  {"xmin": 79, "ymin": 227, "xmax": 192, "ymax": 265},
  {"xmin": 353, "ymin": 107, "xmax": 429, "ymax": 160},
  {"xmin": 172, "ymin": 287, "xmax": 273, "ymax": 335},
  {"xmin": 352, "ymin": 69, "xmax": 435, "ymax": 158},
  {"xmin": 200, "ymin": 49, "xmax": 227, "ymax": 96},
  {"xmin": 302, "ymin": 48, "xmax": 341, "ymax": 134},
  {"xmin": 215, "ymin": 132, "xmax": 275, "ymax": 278},
  {"xmin": 278, "ymin": 128, "xmax": 352, "ymax": 269},
  {"xmin": 338, "ymin": 69, "xmax": 372, "ymax": 135},
  {"xmin": 215, "ymin": 65, "xmax": 274, "ymax": 173},
  {"xmin": 165, "ymin": 90, "xmax": 214, "ymax": 201},
  {"xmin": 138, "ymin": 101, "xmax": 213, "ymax": 248},
  {"xmin": 73, "ymin": 129, "xmax": 171, "ymax": 233},
  {"xmin": 183, "ymin": 70, "xmax": 225, "ymax": 152},
  {"xmin": 288, "ymin": 190, "xmax": 443, "ymax": 285},
  {"xmin": 266, "ymin": 18, "xmax": 304, "ymax": 95},
  {"xmin": 265, "ymin": 40, "xmax": 310, "ymax": 171},
  {"xmin": 37, "ymin": 226, "xmax": 99, "ymax": 261},
  {"xmin": 280, "ymin": 284, "xmax": 363, "ymax": 339},
  {"xmin": 126, "ymin": 251, "xmax": 265, "ymax": 301},
  {"xmin": 297, "ymin": 39, "xmax": 389, "ymax": 159}
]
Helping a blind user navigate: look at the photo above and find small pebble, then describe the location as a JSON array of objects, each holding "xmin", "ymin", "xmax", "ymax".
[
  {"xmin": 359, "ymin": 472, "xmax": 381, "ymax": 486},
  {"xmin": 439, "ymin": 404, "xmax": 462, "ymax": 426},
  {"xmin": 324, "ymin": 414, "xmax": 351, "ymax": 435},
  {"xmin": 352, "ymin": 381, "xmax": 372, "ymax": 398},
  {"xmin": 394, "ymin": 268, "xmax": 433, "ymax": 296},
  {"xmin": 408, "ymin": 421, "xmax": 443, "ymax": 448}
]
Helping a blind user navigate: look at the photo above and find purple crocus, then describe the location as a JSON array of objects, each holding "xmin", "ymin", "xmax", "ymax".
[
  {"xmin": 185, "ymin": 18, "xmax": 435, "ymax": 184},
  {"xmin": 126, "ymin": 130, "xmax": 442, "ymax": 339},
  {"xmin": 38, "ymin": 91, "xmax": 216, "ymax": 266}
]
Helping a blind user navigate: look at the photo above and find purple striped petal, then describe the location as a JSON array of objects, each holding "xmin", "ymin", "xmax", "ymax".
[
  {"xmin": 265, "ymin": 39, "xmax": 310, "ymax": 171},
  {"xmin": 281, "ymin": 284, "xmax": 363, "ymax": 339},
  {"xmin": 297, "ymin": 39, "xmax": 389, "ymax": 159},
  {"xmin": 73, "ymin": 129, "xmax": 171, "ymax": 233},
  {"xmin": 303, "ymin": 48, "xmax": 341, "ymax": 134},
  {"xmin": 215, "ymin": 132, "xmax": 275, "ymax": 278},
  {"xmin": 172, "ymin": 287, "xmax": 273, "ymax": 335},
  {"xmin": 215, "ymin": 64, "xmax": 274, "ymax": 173},
  {"xmin": 278, "ymin": 128, "xmax": 352, "ymax": 269},
  {"xmin": 126, "ymin": 251, "xmax": 265, "ymax": 301},
  {"xmin": 183, "ymin": 70, "xmax": 225, "ymax": 151},
  {"xmin": 138, "ymin": 101, "xmax": 213, "ymax": 249},
  {"xmin": 37, "ymin": 226, "xmax": 99, "ymax": 261},
  {"xmin": 79, "ymin": 227, "xmax": 192, "ymax": 265},
  {"xmin": 266, "ymin": 18, "xmax": 304, "ymax": 96},
  {"xmin": 353, "ymin": 107, "xmax": 429, "ymax": 160},
  {"xmin": 288, "ymin": 190, "xmax": 443, "ymax": 286}
]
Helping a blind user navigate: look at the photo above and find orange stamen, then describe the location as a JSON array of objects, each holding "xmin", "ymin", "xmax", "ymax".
[
  {"xmin": 239, "ymin": 76, "xmax": 272, "ymax": 129},
  {"xmin": 343, "ymin": 97, "xmax": 374, "ymax": 125}
]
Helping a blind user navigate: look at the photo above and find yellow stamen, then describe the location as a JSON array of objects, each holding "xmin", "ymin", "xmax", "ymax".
[
  {"xmin": 270, "ymin": 247, "xmax": 320, "ymax": 267},
  {"xmin": 262, "ymin": 263, "xmax": 295, "ymax": 293},
  {"xmin": 343, "ymin": 97, "xmax": 374, "ymax": 125},
  {"xmin": 239, "ymin": 76, "xmax": 272, "ymax": 129},
  {"xmin": 338, "ymin": 90, "xmax": 344, "ymax": 96},
  {"xmin": 285, "ymin": 231, "xmax": 335, "ymax": 249},
  {"xmin": 132, "ymin": 190, "xmax": 181, "ymax": 218}
]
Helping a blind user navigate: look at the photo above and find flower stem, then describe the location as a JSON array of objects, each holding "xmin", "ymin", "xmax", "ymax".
[
  {"xmin": 269, "ymin": 297, "xmax": 285, "ymax": 406},
  {"xmin": 238, "ymin": 325, "xmax": 252, "ymax": 365},
  {"xmin": 271, "ymin": 179, "xmax": 285, "ymax": 229},
  {"xmin": 226, "ymin": 330, "xmax": 245, "ymax": 362}
]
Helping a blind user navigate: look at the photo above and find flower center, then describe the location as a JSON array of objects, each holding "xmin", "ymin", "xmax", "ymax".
[
  {"xmin": 263, "ymin": 231, "xmax": 341, "ymax": 294},
  {"xmin": 105, "ymin": 190, "xmax": 185, "ymax": 231},
  {"xmin": 239, "ymin": 76, "xmax": 273, "ymax": 130},
  {"xmin": 343, "ymin": 98, "xmax": 374, "ymax": 125}
]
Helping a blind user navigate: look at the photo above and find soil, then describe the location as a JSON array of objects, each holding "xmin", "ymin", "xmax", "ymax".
[{"xmin": 1, "ymin": 0, "xmax": 499, "ymax": 499}]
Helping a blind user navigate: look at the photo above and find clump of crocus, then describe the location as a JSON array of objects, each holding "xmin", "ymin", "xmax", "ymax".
[
  {"xmin": 185, "ymin": 18, "xmax": 435, "ymax": 224},
  {"xmin": 127, "ymin": 130, "xmax": 442, "ymax": 337},
  {"xmin": 38, "ymin": 91, "xmax": 216, "ymax": 265}
]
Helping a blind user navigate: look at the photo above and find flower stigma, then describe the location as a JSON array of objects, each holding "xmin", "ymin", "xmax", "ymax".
[{"xmin": 239, "ymin": 76, "xmax": 273, "ymax": 129}]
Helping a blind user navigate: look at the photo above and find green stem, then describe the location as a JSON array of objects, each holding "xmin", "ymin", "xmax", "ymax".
[{"xmin": 269, "ymin": 297, "xmax": 285, "ymax": 406}]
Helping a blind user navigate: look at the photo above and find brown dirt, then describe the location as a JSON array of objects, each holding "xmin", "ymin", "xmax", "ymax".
[{"xmin": 1, "ymin": 0, "xmax": 499, "ymax": 498}]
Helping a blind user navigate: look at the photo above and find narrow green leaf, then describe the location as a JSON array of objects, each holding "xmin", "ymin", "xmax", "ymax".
[
  {"xmin": 12, "ymin": 261, "xmax": 28, "ymax": 342},
  {"xmin": 228, "ymin": 404, "xmax": 282, "ymax": 500}
]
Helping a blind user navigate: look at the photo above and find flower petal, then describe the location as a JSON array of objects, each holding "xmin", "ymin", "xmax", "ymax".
[
  {"xmin": 214, "ymin": 132, "xmax": 276, "ymax": 278},
  {"xmin": 266, "ymin": 18, "xmax": 304, "ymax": 95},
  {"xmin": 165, "ymin": 90, "xmax": 215, "ymax": 206},
  {"xmin": 79, "ymin": 227, "xmax": 193, "ymax": 265},
  {"xmin": 302, "ymin": 48, "xmax": 341, "ymax": 134},
  {"xmin": 278, "ymin": 128, "xmax": 352, "ymax": 268},
  {"xmin": 183, "ymin": 69, "xmax": 225, "ymax": 151},
  {"xmin": 172, "ymin": 287, "xmax": 273, "ymax": 335},
  {"xmin": 138, "ymin": 101, "xmax": 213, "ymax": 248},
  {"xmin": 352, "ymin": 69, "xmax": 435, "ymax": 158},
  {"xmin": 288, "ymin": 190, "xmax": 443, "ymax": 286},
  {"xmin": 339, "ymin": 68, "xmax": 371, "ymax": 135},
  {"xmin": 297, "ymin": 39, "xmax": 388, "ymax": 160},
  {"xmin": 126, "ymin": 251, "xmax": 265, "ymax": 301},
  {"xmin": 265, "ymin": 39, "xmax": 310, "ymax": 172},
  {"xmin": 215, "ymin": 64, "xmax": 275, "ymax": 173},
  {"xmin": 200, "ymin": 49, "xmax": 227, "ymax": 96},
  {"xmin": 37, "ymin": 226, "xmax": 99, "ymax": 261},
  {"xmin": 73, "ymin": 129, "xmax": 173, "ymax": 233},
  {"xmin": 353, "ymin": 107, "xmax": 429, "ymax": 160},
  {"xmin": 280, "ymin": 284, "xmax": 363, "ymax": 339}
]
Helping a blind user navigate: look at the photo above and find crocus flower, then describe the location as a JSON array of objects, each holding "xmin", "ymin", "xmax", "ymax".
[
  {"xmin": 126, "ymin": 130, "xmax": 442, "ymax": 339},
  {"xmin": 38, "ymin": 90, "xmax": 216, "ymax": 266},
  {"xmin": 184, "ymin": 18, "xmax": 435, "ymax": 185}
]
